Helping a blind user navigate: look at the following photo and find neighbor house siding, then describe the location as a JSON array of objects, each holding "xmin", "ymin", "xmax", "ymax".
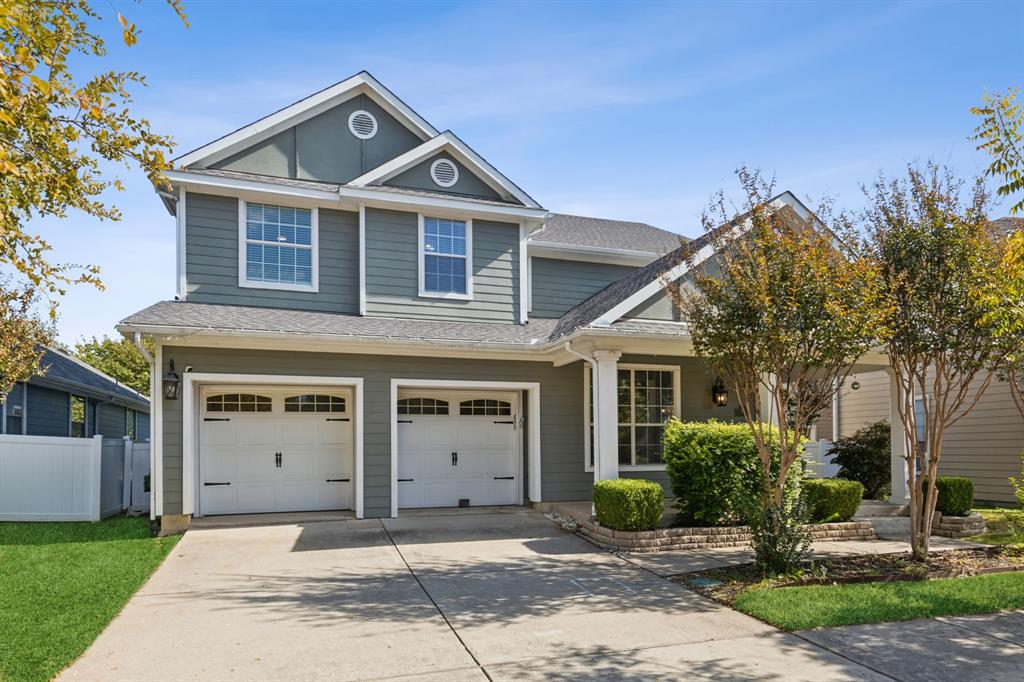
[
  {"xmin": 184, "ymin": 192, "xmax": 359, "ymax": 314},
  {"xmin": 26, "ymin": 384, "xmax": 69, "ymax": 437},
  {"xmin": 158, "ymin": 348, "xmax": 736, "ymax": 517},
  {"xmin": 97, "ymin": 403, "xmax": 127, "ymax": 439},
  {"xmin": 530, "ymin": 257, "xmax": 636, "ymax": 318},
  {"xmin": 364, "ymin": 208, "xmax": 520, "ymax": 323},
  {"xmin": 384, "ymin": 151, "xmax": 503, "ymax": 201}
]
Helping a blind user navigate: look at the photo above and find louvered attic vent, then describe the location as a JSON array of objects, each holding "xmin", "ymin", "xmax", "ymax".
[
  {"xmin": 348, "ymin": 110, "xmax": 377, "ymax": 139},
  {"xmin": 430, "ymin": 158, "xmax": 459, "ymax": 187}
]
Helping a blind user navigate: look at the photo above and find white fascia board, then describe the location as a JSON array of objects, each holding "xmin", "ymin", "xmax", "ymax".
[
  {"xmin": 165, "ymin": 170, "xmax": 340, "ymax": 202},
  {"xmin": 175, "ymin": 72, "xmax": 438, "ymax": 168},
  {"xmin": 348, "ymin": 131, "xmax": 541, "ymax": 209},
  {"xmin": 591, "ymin": 194, "xmax": 801, "ymax": 327},
  {"xmin": 339, "ymin": 185, "xmax": 547, "ymax": 220},
  {"xmin": 528, "ymin": 241, "xmax": 659, "ymax": 267}
]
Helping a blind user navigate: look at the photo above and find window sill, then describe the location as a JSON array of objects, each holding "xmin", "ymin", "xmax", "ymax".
[
  {"xmin": 239, "ymin": 279, "xmax": 318, "ymax": 293},
  {"xmin": 584, "ymin": 464, "xmax": 667, "ymax": 473},
  {"xmin": 418, "ymin": 289, "xmax": 472, "ymax": 301}
]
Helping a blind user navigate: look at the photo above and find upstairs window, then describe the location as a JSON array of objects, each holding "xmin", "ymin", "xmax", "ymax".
[
  {"xmin": 420, "ymin": 216, "xmax": 471, "ymax": 298},
  {"xmin": 241, "ymin": 201, "xmax": 317, "ymax": 291}
]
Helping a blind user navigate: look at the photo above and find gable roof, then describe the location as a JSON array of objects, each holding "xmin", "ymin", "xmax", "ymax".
[
  {"xmin": 531, "ymin": 214, "xmax": 684, "ymax": 255},
  {"xmin": 175, "ymin": 71, "xmax": 439, "ymax": 169},
  {"xmin": 32, "ymin": 347, "xmax": 150, "ymax": 411},
  {"xmin": 993, "ymin": 216, "xmax": 1024, "ymax": 236}
]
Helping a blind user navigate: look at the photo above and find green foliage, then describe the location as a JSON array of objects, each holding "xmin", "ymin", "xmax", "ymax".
[
  {"xmin": 74, "ymin": 335, "xmax": 152, "ymax": 396},
  {"xmin": 743, "ymin": 496, "xmax": 811, "ymax": 576},
  {"xmin": 923, "ymin": 476, "xmax": 974, "ymax": 517},
  {"xmin": 0, "ymin": 278, "xmax": 53, "ymax": 396},
  {"xmin": 972, "ymin": 87, "xmax": 1023, "ymax": 215},
  {"xmin": 802, "ymin": 478, "xmax": 864, "ymax": 523},
  {"xmin": 592, "ymin": 479, "xmax": 664, "ymax": 532},
  {"xmin": 828, "ymin": 420, "xmax": 891, "ymax": 499},
  {"xmin": 663, "ymin": 419, "xmax": 800, "ymax": 526},
  {"xmin": 1010, "ymin": 451, "xmax": 1024, "ymax": 508}
]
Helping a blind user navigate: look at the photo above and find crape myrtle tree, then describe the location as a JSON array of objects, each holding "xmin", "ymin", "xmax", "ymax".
[
  {"xmin": 972, "ymin": 87, "xmax": 1023, "ymax": 215},
  {"xmin": 0, "ymin": 278, "xmax": 52, "ymax": 397},
  {"xmin": 859, "ymin": 163, "xmax": 1024, "ymax": 560},
  {"xmin": 669, "ymin": 169, "xmax": 882, "ymax": 574}
]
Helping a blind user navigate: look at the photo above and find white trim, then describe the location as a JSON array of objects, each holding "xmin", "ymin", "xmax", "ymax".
[
  {"xmin": 429, "ymin": 158, "xmax": 459, "ymax": 188},
  {"xmin": 417, "ymin": 214, "xmax": 473, "ymax": 300},
  {"xmin": 528, "ymin": 240, "xmax": 663, "ymax": 267},
  {"xmin": 175, "ymin": 72, "xmax": 437, "ymax": 168},
  {"xmin": 358, "ymin": 203, "xmax": 367, "ymax": 315},
  {"xmin": 527, "ymin": 255, "xmax": 533, "ymax": 313},
  {"xmin": 165, "ymin": 169, "xmax": 341, "ymax": 202},
  {"xmin": 153, "ymin": 343, "xmax": 163, "ymax": 516},
  {"xmin": 237, "ymin": 199, "xmax": 320, "ymax": 293},
  {"xmin": 348, "ymin": 132, "xmax": 541, "ymax": 209},
  {"xmin": 339, "ymin": 185, "xmax": 546, "ymax": 220},
  {"xmin": 582, "ymin": 362, "xmax": 681, "ymax": 472},
  {"xmin": 389, "ymin": 378, "xmax": 542, "ymax": 517},
  {"xmin": 176, "ymin": 187, "xmax": 187, "ymax": 300},
  {"xmin": 519, "ymin": 224, "xmax": 528, "ymax": 323},
  {"xmin": 182, "ymin": 373, "xmax": 365, "ymax": 518},
  {"xmin": 347, "ymin": 109, "xmax": 378, "ymax": 140}
]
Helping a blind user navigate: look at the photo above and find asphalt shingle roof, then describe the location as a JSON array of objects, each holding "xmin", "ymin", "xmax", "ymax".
[
  {"xmin": 531, "ymin": 213, "xmax": 685, "ymax": 254},
  {"xmin": 35, "ymin": 348, "xmax": 149, "ymax": 409}
]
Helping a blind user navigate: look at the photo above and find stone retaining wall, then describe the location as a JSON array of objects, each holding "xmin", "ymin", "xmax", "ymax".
[
  {"xmin": 576, "ymin": 518, "xmax": 876, "ymax": 553},
  {"xmin": 932, "ymin": 512, "xmax": 986, "ymax": 538}
]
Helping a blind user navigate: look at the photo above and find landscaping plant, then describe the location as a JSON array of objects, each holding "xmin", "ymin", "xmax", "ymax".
[
  {"xmin": 1004, "ymin": 452, "xmax": 1024, "ymax": 538},
  {"xmin": 802, "ymin": 479, "xmax": 864, "ymax": 523},
  {"xmin": 922, "ymin": 476, "xmax": 974, "ymax": 517},
  {"xmin": 859, "ymin": 163, "xmax": 1024, "ymax": 560},
  {"xmin": 669, "ymin": 168, "xmax": 881, "ymax": 574},
  {"xmin": 828, "ymin": 420, "xmax": 890, "ymax": 499},
  {"xmin": 592, "ymin": 479, "xmax": 664, "ymax": 532}
]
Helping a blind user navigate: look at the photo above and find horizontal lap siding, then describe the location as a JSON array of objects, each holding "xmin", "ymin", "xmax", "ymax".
[
  {"xmin": 838, "ymin": 370, "xmax": 890, "ymax": 437},
  {"xmin": 26, "ymin": 385, "xmax": 68, "ymax": 437},
  {"xmin": 365, "ymin": 208, "xmax": 520, "ymax": 323},
  {"xmin": 97, "ymin": 403, "xmax": 126, "ymax": 438},
  {"xmin": 185, "ymin": 192, "xmax": 358, "ymax": 313},
  {"xmin": 530, "ymin": 258, "xmax": 636, "ymax": 318}
]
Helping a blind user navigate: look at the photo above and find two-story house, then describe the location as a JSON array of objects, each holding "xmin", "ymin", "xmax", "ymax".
[{"xmin": 120, "ymin": 71, "xmax": 821, "ymax": 532}]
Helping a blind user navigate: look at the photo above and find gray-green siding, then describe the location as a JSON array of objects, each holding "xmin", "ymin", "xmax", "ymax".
[
  {"xmin": 385, "ymin": 151, "xmax": 503, "ymax": 201},
  {"xmin": 212, "ymin": 94, "xmax": 423, "ymax": 185},
  {"xmin": 185, "ymin": 192, "xmax": 359, "ymax": 314},
  {"xmin": 364, "ymin": 208, "xmax": 521, "ymax": 323},
  {"xmin": 530, "ymin": 257, "xmax": 637, "ymax": 318},
  {"xmin": 159, "ymin": 348, "xmax": 739, "ymax": 517}
]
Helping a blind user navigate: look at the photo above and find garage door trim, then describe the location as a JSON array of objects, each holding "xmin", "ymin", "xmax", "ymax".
[{"xmin": 182, "ymin": 373, "xmax": 364, "ymax": 518}]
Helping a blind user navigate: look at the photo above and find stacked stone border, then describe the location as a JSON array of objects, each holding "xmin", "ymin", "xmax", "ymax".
[
  {"xmin": 576, "ymin": 518, "xmax": 876, "ymax": 553},
  {"xmin": 932, "ymin": 512, "xmax": 986, "ymax": 538}
]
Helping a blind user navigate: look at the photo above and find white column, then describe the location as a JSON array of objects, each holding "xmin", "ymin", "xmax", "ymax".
[
  {"xmin": 593, "ymin": 350, "xmax": 622, "ymax": 482},
  {"xmin": 888, "ymin": 370, "xmax": 909, "ymax": 504}
]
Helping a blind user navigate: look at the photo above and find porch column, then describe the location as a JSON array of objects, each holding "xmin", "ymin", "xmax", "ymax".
[
  {"xmin": 888, "ymin": 370, "xmax": 909, "ymax": 504},
  {"xmin": 593, "ymin": 350, "xmax": 622, "ymax": 482}
]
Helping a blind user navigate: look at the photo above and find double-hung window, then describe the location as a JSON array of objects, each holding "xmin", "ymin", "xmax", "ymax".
[
  {"xmin": 585, "ymin": 364, "xmax": 680, "ymax": 469},
  {"xmin": 241, "ymin": 201, "xmax": 317, "ymax": 291},
  {"xmin": 419, "ymin": 216, "xmax": 471, "ymax": 298}
]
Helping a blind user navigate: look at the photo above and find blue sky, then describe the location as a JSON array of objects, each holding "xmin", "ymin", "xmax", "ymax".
[{"xmin": 33, "ymin": 0, "xmax": 1023, "ymax": 344}]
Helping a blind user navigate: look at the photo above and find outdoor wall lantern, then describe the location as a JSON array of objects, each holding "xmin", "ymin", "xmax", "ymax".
[
  {"xmin": 162, "ymin": 360, "xmax": 181, "ymax": 401},
  {"xmin": 711, "ymin": 377, "xmax": 729, "ymax": 407}
]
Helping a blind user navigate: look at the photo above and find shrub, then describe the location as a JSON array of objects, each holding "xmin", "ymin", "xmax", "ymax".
[
  {"xmin": 923, "ymin": 476, "xmax": 974, "ymax": 516},
  {"xmin": 828, "ymin": 420, "xmax": 890, "ymax": 499},
  {"xmin": 802, "ymin": 479, "xmax": 865, "ymax": 523},
  {"xmin": 663, "ymin": 419, "xmax": 801, "ymax": 526},
  {"xmin": 592, "ymin": 479, "xmax": 664, "ymax": 531},
  {"xmin": 744, "ymin": 495, "xmax": 812, "ymax": 576}
]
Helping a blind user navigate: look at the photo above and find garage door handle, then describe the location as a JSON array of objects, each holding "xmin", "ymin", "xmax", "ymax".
[
  {"xmin": 204, "ymin": 481, "xmax": 231, "ymax": 486},
  {"xmin": 493, "ymin": 420, "xmax": 514, "ymax": 424},
  {"xmin": 325, "ymin": 478, "xmax": 350, "ymax": 483},
  {"xmin": 204, "ymin": 418, "xmax": 230, "ymax": 422},
  {"xmin": 326, "ymin": 418, "xmax": 350, "ymax": 422},
  {"xmin": 398, "ymin": 478, "xmax": 414, "ymax": 482},
  {"xmin": 398, "ymin": 419, "xmax": 413, "ymax": 423},
  {"xmin": 493, "ymin": 476, "xmax": 514, "ymax": 480}
]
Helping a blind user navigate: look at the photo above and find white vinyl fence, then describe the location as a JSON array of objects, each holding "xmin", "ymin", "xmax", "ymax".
[
  {"xmin": 802, "ymin": 439, "xmax": 840, "ymax": 478},
  {"xmin": 0, "ymin": 434, "xmax": 150, "ymax": 522}
]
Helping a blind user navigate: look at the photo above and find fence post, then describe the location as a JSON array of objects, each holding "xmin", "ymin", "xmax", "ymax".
[
  {"xmin": 122, "ymin": 437, "xmax": 133, "ymax": 512},
  {"xmin": 88, "ymin": 435, "xmax": 103, "ymax": 521}
]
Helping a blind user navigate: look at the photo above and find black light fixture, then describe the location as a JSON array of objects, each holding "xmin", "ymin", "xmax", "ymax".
[
  {"xmin": 162, "ymin": 360, "xmax": 181, "ymax": 401},
  {"xmin": 711, "ymin": 377, "xmax": 729, "ymax": 407}
]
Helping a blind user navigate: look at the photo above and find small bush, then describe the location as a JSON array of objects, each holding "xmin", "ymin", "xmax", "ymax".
[
  {"xmin": 744, "ymin": 496, "xmax": 812, "ymax": 576},
  {"xmin": 663, "ymin": 419, "xmax": 801, "ymax": 526},
  {"xmin": 593, "ymin": 479, "xmax": 664, "ymax": 531},
  {"xmin": 828, "ymin": 420, "xmax": 890, "ymax": 499},
  {"xmin": 923, "ymin": 476, "xmax": 974, "ymax": 516},
  {"xmin": 802, "ymin": 479, "xmax": 864, "ymax": 522}
]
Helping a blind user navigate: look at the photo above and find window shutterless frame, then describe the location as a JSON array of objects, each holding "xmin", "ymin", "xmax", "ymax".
[
  {"xmin": 238, "ymin": 199, "xmax": 319, "ymax": 293},
  {"xmin": 417, "ymin": 214, "xmax": 473, "ymax": 300}
]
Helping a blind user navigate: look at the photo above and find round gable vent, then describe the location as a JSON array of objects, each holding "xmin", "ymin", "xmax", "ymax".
[
  {"xmin": 348, "ymin": 110, "xmax": 377, "ymax": 139},
  {"xmin": 430, "ymin": 158, "xmax": 459, "ymax": 188}
]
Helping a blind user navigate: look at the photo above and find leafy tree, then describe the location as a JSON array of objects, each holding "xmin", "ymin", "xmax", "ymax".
[
  {"xmin": 972, "ymin": 87, "xmax": 1023, "ymax": 215},
  {"xmin": 671, "ymin": 168, "xmax": 882, "ymax": 574},
  {"xmin": 859, "ymin": 162, "xmax": 1023, "ymax": 560},
  {"xmin": 0, "ymin": 278, "xmax": 52, "ymax": 397},
  {"xmin": 0, "ymin": 0, "xmax": 185, "ymax": 388},
  {"xmin": 828, "ymin": 420, "xmax": 891, "ymax": 500},
  {"xmin": 74, "ymin": 335, "xmax": 152, "ymax": 396}
]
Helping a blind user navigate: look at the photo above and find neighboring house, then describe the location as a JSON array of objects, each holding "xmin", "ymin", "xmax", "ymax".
[
  {"xmin": 1, "ymin": 347, "xmax": 150, "ymax": 441},
  {"xmin": 118, "ymin": 71, "xmax": 892, "ymax": 531}
]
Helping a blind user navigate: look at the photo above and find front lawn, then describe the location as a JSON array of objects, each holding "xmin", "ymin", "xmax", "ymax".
[
  {"xmin": 733, "ymin": 572, "xmax": 1024, "ymax": 630},
  {"xmin": 972, "ymin": 508, "xmax": 1024, "ymax": 546},
  {"xmin": 0, "ymin": 517, "xmax": 180, "ymax": 682}
]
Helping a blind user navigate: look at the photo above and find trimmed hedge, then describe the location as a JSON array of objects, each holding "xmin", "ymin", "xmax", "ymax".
[
  {"xmin": 926, "ymin": 476, "xmax": 974, "ymax": 517},
  {"xmin": 593, "ymin": 479, "xmax": 664, "ymax": 531},
  {"xmin": 829, "ymin": 420, "xmax": 890, "ymax": 499},
  {"xmin": 663, "ymin": 419, "xmax": 801, "ymax": 526},
  {"xmin": 802, "ymin": 479, "xmax": 864, "ymax": 523}
]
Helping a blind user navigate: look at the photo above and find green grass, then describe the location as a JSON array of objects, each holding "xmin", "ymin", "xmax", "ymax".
[
  {"xmin": 734, "ymin": 571, "xmax": 1024, "ymax": 630},
  {"xmin": 972, "ymin": 508, "xmax": 1024, "ymax": 546},
  {"xmin": 0, "ymin": 517, "xmax": 180, "ymax": 682}
]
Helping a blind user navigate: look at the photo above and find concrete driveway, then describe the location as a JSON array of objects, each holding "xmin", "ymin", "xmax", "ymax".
[{"xmin": 56, "ymin": 508, "xmax": 991, "ymax": 681}]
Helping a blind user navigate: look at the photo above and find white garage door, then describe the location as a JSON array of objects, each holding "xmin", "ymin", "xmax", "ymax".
[
  {"xmin": 200, "ymin": 387, "xmax": 354, "ymax": 516},
  {"xmin": 397, "ymin": 390, "xmax": 519, "ymax": 509}
]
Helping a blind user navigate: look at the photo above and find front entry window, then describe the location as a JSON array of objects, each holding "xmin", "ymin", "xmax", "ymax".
[{"xmin": 586, "ymin": 365, "xmax": 679, "ymax": 468}]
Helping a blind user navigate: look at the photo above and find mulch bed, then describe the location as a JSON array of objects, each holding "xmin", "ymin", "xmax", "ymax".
[{"xmin": 677, "ymin": 545, "xmax": 1024, "ymax": 606}]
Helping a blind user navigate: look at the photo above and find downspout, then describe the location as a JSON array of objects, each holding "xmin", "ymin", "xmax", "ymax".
[
  {"xmin": 563, "ymin": 341, "xmax": 601, "ymax": 516},
  {"xmin": 134, "ymin": 333, "xmax": 156, "ymax": 521}
]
